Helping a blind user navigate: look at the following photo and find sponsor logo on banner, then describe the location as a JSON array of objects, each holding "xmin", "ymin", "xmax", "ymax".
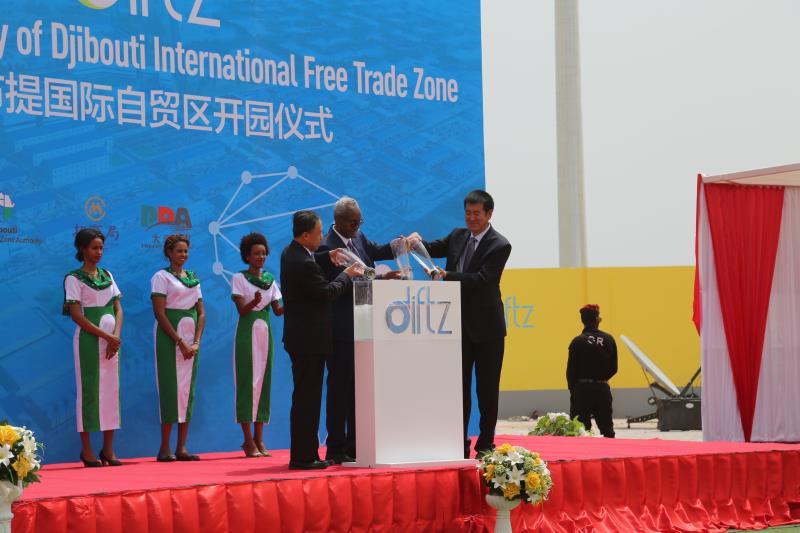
[
  {"xmin": 0, "ymin": 193, "xmax": 42, "ymax": 245},
  {"xmin": 140, "ymin": 205, "xmax": 192, "ymax": 230},
  {"xmin": 504, "ymin": 296, "xmax": 534, "ymax": 329},
  {"xmin": 84, "ymin": 195, "xmax": 106, "ymax": 222},
  {"xmin": 141, "ymin": 233, "xmax": 163, "ymax": 250},
  {"xmin": 73, "ymin": 224, "xmax": 120, "ymax": 242},
  {"xmin": 79, "ymin": 196, "xmax": 118, "ymax": 242},
  {"xmin": 0, "ymin": 192, "xmax": 14, "ymax": 220},
  {"xmin": 384, "ymin": 286, "xmax": 453, "ymax": 335},
  {"xmin": 140, "ymin": 205, "xmax": 191, "ymax": 250},
  {"xmin": 78, "ymin": 0, "xmax": 221, "ymax": 28}
]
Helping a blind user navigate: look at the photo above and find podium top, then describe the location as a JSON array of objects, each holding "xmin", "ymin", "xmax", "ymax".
[{"xmin": 353, "ymin": 280, "xmax": 461, "ymax": 341}]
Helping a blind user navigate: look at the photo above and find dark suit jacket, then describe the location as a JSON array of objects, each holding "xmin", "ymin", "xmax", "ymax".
[
  {"xmin": 280, "ymin": 240, "xmax": 351, "ymax": 355},
  {"xmin": 318, "ymin": 227, "xmax": 394, "ymax": 342},
  {"xmin": 425, "ymin": 226, "xmax": 512, "ymax": 342}
]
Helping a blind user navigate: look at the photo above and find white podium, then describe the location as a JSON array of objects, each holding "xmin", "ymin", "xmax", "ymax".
[{"xmin": 348, "ymin": 280, "xmax": 473, "ymax": 468}]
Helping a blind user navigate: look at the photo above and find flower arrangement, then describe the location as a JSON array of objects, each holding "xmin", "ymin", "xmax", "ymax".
[
  {"xmin": 528, "ymin": 412, "xmax": 594, "ymax": 437},
  {"xmin": 0, "ymin": 421, "xmax": 42, "ymax": 488},
  {"xmin": 478, "ymin": 443, "xmax": 552, "ymax": 504}
]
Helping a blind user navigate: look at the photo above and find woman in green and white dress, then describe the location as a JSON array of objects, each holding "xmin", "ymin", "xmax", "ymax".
[
  {"xmin": 64, "ymin": 228, "xmax": 124, "ymax": 467},
  {"xmin": 151, "ymin": 234, "xmax": 206, "ymax": 462},
  {"xmin": 232, "ymin": 233, "xmax": 283, "ymax": 457}
]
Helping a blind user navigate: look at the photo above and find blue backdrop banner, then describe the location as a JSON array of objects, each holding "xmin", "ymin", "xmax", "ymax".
[{"xmin": 0, "ymin": 0, "xmax": 484, "ymax": 463}]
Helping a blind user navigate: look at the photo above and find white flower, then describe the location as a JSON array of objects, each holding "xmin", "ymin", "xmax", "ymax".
[
  {"xmin": 492, "ymin": 472, "xmax": 508, "ymax": 489},
  {"xmin": 506, "ymin": 464, "xmax": 525, "ymax": 486},
  {"xmin": 22, "ymin": 449, "xmax": 40, "ymax": 467},
  {"xmin": 506, "ymin": 450, "xmax": 522, "ymax": 463},
  {"xmin": 0, "ymin": 444, "xmax": 14, "ymax": 467},
  {"xmin": 21, "ymin": 435, "xmax": 37, "ymax": 456}
]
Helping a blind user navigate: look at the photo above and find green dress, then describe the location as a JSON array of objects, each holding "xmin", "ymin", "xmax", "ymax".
[
  {"xmin": 151, "ymin": 268, "xmax": 202, "ymax": 424},
  {"xmin": 231, "ymin": 271, "xmax": 281, "ymax": 423},
  {"xmin": 64, "ymin": 268, "xmax": 121, "ymax": 432}
]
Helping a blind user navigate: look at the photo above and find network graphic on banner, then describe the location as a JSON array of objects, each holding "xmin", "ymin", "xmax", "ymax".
[
  {"xmin": 209, "ymin": 166, "xmax": 339, "ymax": 286},
  {"xmin": 0, "ymin": 0, "xmax": 484, "ymax": 463}
]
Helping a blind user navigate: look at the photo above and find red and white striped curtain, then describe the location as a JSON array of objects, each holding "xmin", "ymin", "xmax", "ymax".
[{"xmin": 696, "ymin": 179, "xmax": 800, "ymax": 442}]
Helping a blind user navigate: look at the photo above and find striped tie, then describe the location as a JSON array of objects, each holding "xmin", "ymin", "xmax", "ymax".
[
  {"xmin": 347, "ymin": 240, "xmax": 362, "ymax": 262},
  {"xmin": 459, "ymin": 236, "xmax": 477, "ymax": 272}
]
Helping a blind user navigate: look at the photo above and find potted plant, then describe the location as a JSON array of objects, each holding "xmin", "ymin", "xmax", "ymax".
[
  {"xmin": 0, "ymin": 422, "xmax": 42, "ymax": 533},
  {"xmin": 477, "ymin": 443, "xmax": 552, "ymax": 533}
]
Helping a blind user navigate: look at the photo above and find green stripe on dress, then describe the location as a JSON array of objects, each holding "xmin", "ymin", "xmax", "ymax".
[
  {"xmin": 156, "ymin": 307, "xmax": 197, "ymax": 424},
  {"xmin": 80, "ymin": 303, "xmax": 114, "ymax": 432},
  {"xmin": 234, "ymin": 308, "xmax": 273, "ymax": 423},
  {"xmin": 186, "ymin": 348, "xmax": 200, "ymax": 422},
  {"xmin": 256, "ymin": 311, "xmax": 274, "ymax": 422}
]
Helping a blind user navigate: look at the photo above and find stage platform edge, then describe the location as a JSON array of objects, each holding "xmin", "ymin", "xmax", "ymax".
[{"xmin": 11, "ymin": 435, "xmax": 800, "ymax": 532}]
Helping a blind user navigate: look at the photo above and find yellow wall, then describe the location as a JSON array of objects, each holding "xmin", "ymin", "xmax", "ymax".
[{"xmin": 499, "ymin": 266, "xmax": 699, "ymax": 391}]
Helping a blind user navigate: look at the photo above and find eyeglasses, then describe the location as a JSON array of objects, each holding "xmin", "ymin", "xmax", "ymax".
[{"xmin": 346, "ymin": 218, "xmax": 364, "ymax": 227}]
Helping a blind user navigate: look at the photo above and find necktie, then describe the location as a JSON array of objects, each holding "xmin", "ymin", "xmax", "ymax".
[
  {"xmin": 347, "ymin": 240, "xmax": 362, "ymax": 262},
  {"xmin": 459, "ymin": 236, "xmax": 477, "ymax": 272}
]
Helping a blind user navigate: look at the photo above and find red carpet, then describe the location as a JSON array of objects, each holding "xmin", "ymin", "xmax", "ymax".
[{"xmin": 12, "ymin": 435, "xmax": 800, "ymax": 532}]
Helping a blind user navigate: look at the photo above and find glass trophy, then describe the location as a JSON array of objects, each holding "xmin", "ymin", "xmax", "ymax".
[
  {"xmin": 391, "ymin": 237, "xmax": 442, "ymax": 280},
  {"xmin": 390, "ymin": 238, "xmax": 413, "ymax": 280},
  {"xmin": 333, "ymin": 248, "xmax": 376, "ymax": 280},
  {"xmin": 408, "ymin": 240, "xmax": 443, "ymax": 279}
]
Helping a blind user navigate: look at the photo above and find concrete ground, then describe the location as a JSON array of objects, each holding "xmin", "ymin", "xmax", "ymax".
[{"xmin": 497, "ymin": 417, "xmax": 703, "ymax": 441}]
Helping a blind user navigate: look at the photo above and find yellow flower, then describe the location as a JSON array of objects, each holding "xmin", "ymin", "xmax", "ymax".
[
  {"xmin": 502, "ymin": 483, "xmax": 520, "ymax": 499},
  {"xmin": 12, "ymin": 455, "xmax": 32, "ymax": 479},
  {"xmin": 484, "ymin": 464, "xmax": 496, "ymax": 481},
  {"xmin": 496, "ymin": 443, "xmax": 514, "ymax": 455},
  {"xmin": 0, "ymin": 425, "xmax": 19, "ymax": 446},
  {"xmin": 526, "ymin": 472, "xmax": 541, "ymax": 489}
]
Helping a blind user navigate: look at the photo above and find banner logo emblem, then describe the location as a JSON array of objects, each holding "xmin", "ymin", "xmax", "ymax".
[
  {"xmin": 79, "ymin": 0, "xmax": 118, "ymax": 9},
  {"xmin": 84, "ymin": 196, "xmax": 106, "ymax": 222},
  {"xmin": 78, "ymin": 0, "xmax": 220, "ymax": 28}
]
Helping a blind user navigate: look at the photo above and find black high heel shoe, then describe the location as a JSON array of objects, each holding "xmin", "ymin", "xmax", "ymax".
[
  {"xmin": 80, "ymin": 452, "xmax": 102, "ymax": 468},
  {"xmin": 99, "ymin": 450, "xmax": 122, "ymax": 466}
]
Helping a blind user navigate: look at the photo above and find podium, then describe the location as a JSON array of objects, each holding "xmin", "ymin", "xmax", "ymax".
[{"xmin": 348, "ymin": 280, "xmax": 474, "ymax": 468}]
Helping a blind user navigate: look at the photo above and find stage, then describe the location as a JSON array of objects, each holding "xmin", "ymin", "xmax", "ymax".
[{"xmin": 12, "ymin": 435, "xmax": 800, "ymax": 532}]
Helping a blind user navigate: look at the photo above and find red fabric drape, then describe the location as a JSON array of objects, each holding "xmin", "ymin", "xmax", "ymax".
[
  {"xmin": 14, "ymin": 450, "xmax": 800, "ymax": 532},
  {"xmin": 704, "ymin": 183, "xmax": 784, "ymax": 442},
  {"xmin": 512, "ymin": 450, "xmax": 800, "ymax": 532},
  {"xmin": 13, "ymin": 468, "xmax": 491, "ymax": 533}
]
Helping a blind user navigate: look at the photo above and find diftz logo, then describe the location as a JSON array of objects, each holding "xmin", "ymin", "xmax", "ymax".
[
  {"xmin": 141, "ymin": 205, "xmax": 192, "ymax": 230},
  {"xmin": 78, "ymin": 0, "xmax": 220, "ymax": 28},
  {"xmin": 384, "ymin": 286, "xmax": 452, "ymax": 335}
]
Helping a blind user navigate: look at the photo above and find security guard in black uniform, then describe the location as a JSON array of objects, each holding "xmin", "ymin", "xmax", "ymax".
[{"xmin": 567, "ymin": 304, "xmax": 618, "ymax": 438}]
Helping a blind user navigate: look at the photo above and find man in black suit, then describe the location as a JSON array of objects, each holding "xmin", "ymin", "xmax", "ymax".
[
  {"xmin": 280, "ymin": 210, "xmax": 359, "ymax": 470},
  {"xmin": 411, "ymin": 190, "xmax": 511, "ymax": 458},
  {"xmin": 317, "ymin": 197, "xmax": 401, "ymax": 464}
]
